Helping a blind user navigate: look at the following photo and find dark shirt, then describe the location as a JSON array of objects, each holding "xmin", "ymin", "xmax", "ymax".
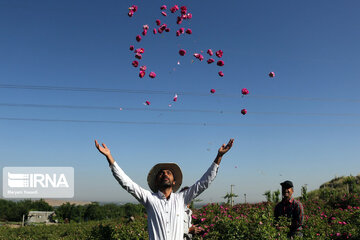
[{"xmin": 274, "ymin": 197, "xmax": 304, "ymax": 232}]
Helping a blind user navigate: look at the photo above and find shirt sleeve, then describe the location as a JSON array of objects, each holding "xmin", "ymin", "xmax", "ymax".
[
  {"xmin": 183, "ymin": 162, "xmax": 219, "ymax": 205},
  {"xmin": 110, "ymin": 161, "xmax": 150, "ymax": 205},
  {"xmin": 293, "ymin": 201, "xmax": 304, "ymax": 231}
]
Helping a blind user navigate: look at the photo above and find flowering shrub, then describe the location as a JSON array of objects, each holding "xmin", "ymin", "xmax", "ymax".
[{"xmin": 1, "ymin": 193, "xmax": 359, "ymax": 239}]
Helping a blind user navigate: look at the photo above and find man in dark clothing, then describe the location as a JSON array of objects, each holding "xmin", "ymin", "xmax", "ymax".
[{"xmin": 274, "ymin": 180, "xmax": 304, "ymax": 239}]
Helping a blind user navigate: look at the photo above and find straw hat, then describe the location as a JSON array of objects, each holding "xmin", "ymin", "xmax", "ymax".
[{"xmin": 147, "ymin": 163, "xmax": 183, "ymax": 193}]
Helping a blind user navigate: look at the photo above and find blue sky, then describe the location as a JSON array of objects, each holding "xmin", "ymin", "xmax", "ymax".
[{"xmin": 1, "ymin": 0, "xmax": 360, "ymax": 204}]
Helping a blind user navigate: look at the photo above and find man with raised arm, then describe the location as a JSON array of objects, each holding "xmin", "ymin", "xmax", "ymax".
[{"xmin": 95, "ymin": 139, "xmax": 234, "ymax": 240}]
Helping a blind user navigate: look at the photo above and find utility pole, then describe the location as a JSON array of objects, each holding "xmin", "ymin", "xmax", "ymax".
[
  {"xmin": 244, "ymin": 193, "xmax": 247, "ymax": 204},
  {"xmin": 230, "ymin": 184, "xmax": 235, "ymax": 207}
]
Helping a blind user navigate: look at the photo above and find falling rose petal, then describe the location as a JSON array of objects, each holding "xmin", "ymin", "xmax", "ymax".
[
  {"xmin": 207, "ymin": 58, "xmax": 215, "ymax": 64},
  {"xmin": 170, "ymin": 6, "xmax": 178, "ymax": 13},
  {"xmin": 181, "ymin": 14, "xmax": 188, "ymax": 19},
  {"xmin": 207, "ymin": 49, "xmax": 213, "ymax": 56},
  {"xmin": 177, "ymin": 16, "xmax": 183, "ymax": 24},
  {"xmin": 160, "ymin": 5, "xmax": 167, "ymax": 10},
  {"xmin": 132, "ymin": 60, "xmax": 139, "ymax": 67},
  {"xmin": 160, "ymin": 24, "xmax": 167, "ymax": 30},
  {"xmin": 143, "ymin": 24, "xmax": 149, "ymax": 30},
  {"xmin": 158, "ymin": 28, "xmax": 164, "ymax": 34},
  {"xmin": 216, "ymin": 50, "xmax": 223, "ymax": 58},
  {"xmin": 140, "ymin": 65, "xmax": 147, "ymax": 71},
  {"xmin": 135, "ymin": 53, "xmax": 142, "ymax": 59},
  {"xmin": 135, "ymin": 48, "xmax": 144, "ymax": 54},
  {"xmin": 210, "ymin": 89, "xmax": 216, "ymax": 94},
  {"xmin": 179, "ymin": 49, "xmax": 186, "ymax": 56},
  {"xmin": 131, "ymin": 5, "xmax": 138, "ymax": 12},
  {"xmin": 165, "ymin": 28, "xmax": 170, "ymax": 32},
  {"xmin": 153, "ymin": 28, "xmax": 157, "ymax": 34},
  {"xmin": 180, "ymin": 6, "xmax": 187, "ymax": 15},
  {"xmin": 217, "ymin": 60, "xmax": 224, "ymax": 66},
  {"xmin": 185, "ymin": 29, "xmax": 192, "ymax": 34},
  {"xmin": 193, "ymin": 53, "xmax": 200, "ymax": 58},
  {"xmin": 176, "ymin": 31, "xmax": 180, "ymax": 36},
  {"xmin": 139, "ymin": 71, "xmax": 145, "ymax": 78},
  {"xmin": 198, "ymin": 54, "xmax": 204, "ymax": 61},
  {"xmin": 149, "ymin": 72, "xmax": 156, "ymax": 78},
  {"xmin": 136, "ymin": 35, "xmax": 141, "ymax": 42},
  {"xmin": 142, "ymin": 29, "xmax": 148, "ymax": 36},
  {"xmin": 269, "ymin": 72, "xmax": 275, "ymax": 77},
  {"xmin": 241, "ymin": 88, "xmax": 249, "ymax": 95},
  {"xmin": 130, "ymin": 45, "xmax": 134, "ymax": 51},
  {"xmin": 156, "ymin": 19, "xmax": 161, "ymax": 26},
  {"xmin": 128, "ymin": 11, "xmax": 134, "ymax": 17},
  {"xmin": 218, "ymin": 71, "xmax": 224, "ymax": 77},
  {"xmin": 173, "ymin": 94, "xmax": 178, "ymax": 102},
  {"xmin": 187, "ymin": 13, "xmax": 192, "ymax": 19},
  {"xmin": 161, "ymin": 11, "xmax": 167, "ymax": 16},
  {"xmin": 145, "ymin": 101, "xmax": 150, "ymax": 105},
  {"xmin": 179, "ymin": 27, "xmax": 185, "ymax": 34},
  {"xmin": 241, "ymin": 109, "xmax": 247, "ymax": 115}
]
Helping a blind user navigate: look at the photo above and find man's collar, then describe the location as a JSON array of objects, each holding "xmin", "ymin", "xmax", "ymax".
[
  {"xmin": 157, "ymin": 190, "xmax": 173, "ymax": 200},
  {"xmin": 283, "ymin": 196, "xmax": 294, "ymax": 204}
]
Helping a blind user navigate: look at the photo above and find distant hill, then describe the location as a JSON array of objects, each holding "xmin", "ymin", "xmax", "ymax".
[
  {"xmin": 308, "ymin": 174, "xmax": 360, "ymax": 199},
  {"xmin": 44, "ymin": 199, "xmax": 92, "ymax": 207}
]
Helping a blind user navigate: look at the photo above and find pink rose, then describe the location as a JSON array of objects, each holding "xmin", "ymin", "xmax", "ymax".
[
  {"xmin": 207, "ymin": 58, "xmax": 215, "ymax": 64},
  {"xmin": 241, "ymin": 109, "xmax": 247, "ymax": 115},
  {"xmin": 269, "ymin": 72, "xmax": 275, "ymax": 77},
  {"xmin": 129, "ymin": 45, "xmax": 134, "ymax": 51},
  {"xmin": 156, "ymin": 19, "xmax": 161, "ymax": 26},
  {"xmin": 139, "ymin": 71, "xmax": 145, "ymax": 78},
  {"xmin": 218, "ymin": 71, "xmax": 224, "ymax": 77},
  {"xmin": 241, "ymin": 88, "xmax": 249, "ymax": 95},
  {"xmin": 136, "ymin": 35, "xmax": 141, "ymax": 42},
  {"xmin": 216, "ymin": 50, "xmax": 223, "ymax": 58},
  {"xmin": 185, "ymin": 29, "xmax": 192, "ymax": 34},
  {"xmin": 217, "ymin": 60, "xmax": 224, "ymax": 66},
  {"xmin": 207, "ymin": 49, "xmax": 213, "ymax": 56},
  {"xmin": 160, "ymin": 5, "xmax": 167, "ymax": 10},
  {"xmin": 179, "ymin": 49, "xmax": 186, "ymax": 56},
  {"xmin": 140, "ymin": 65, "xmax": 147, "ymax": 71},
  {"xmin": 161, "ymin": 11, "xmax": 167, "ymax": 17},
  {"xmin": 149, "ymin": 72, "xmax": 156, "ymax": 78},
  {"xmin": 210, "ymin": 89, "xmax": 216, "ymax": 94},
  {"xmin": 132, "ymin": 61, "xmax": 139, "ymax": 68}
]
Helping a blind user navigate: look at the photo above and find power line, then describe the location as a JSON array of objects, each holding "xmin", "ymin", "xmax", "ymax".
[
  {"xmin": 1, "ymin": 102, "xmax": 360, "ymax": 117},
  {"xmin": 1, "ymin": 84, "xmax": 360, "ymax": 102},
  {"xmin": 1, "ymin": 117, "xmax": 360, "ymax": 127}
]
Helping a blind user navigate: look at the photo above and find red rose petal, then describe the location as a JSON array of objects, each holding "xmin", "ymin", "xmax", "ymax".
[
  {"xmin": 135, "ymin": 53, "xmax": 142, "ymax": 59},
  {"xmin": 269, "ymin": 72, "xmax": 275, "ymax": 77},
  {"xmin": 156, "ymin": 19, "xmax": 161, "ymax": 26},
  {"xmin": 132, "ymin": 60, "xmax": 139, "ymax": 67},
  {"xmin": 160, "ymin": 5, "xmax": 167, "ymax": 10},
  {"xmin": 140, "ymin": 65, "xmax": 147, "ymax": 71},
  {"xmin": 217, "ymin": 60, "xmax": 224, "ymax": 66},
  {"xmin": 179, "ymin": 49, "xmax": 186, "ymax": 56},
  {"xmin": 218, "ymin": 71, "xmax": 224, "ymax": 77},
  {"xmin": 136, "ymin": 35, "xmax": 141, "ymax": 42},
  {"xmin": 145, "ymin": 100, "xmax": 150, "ymax": 105},
  {"xmin": 149, "ymin": 72, "xmax": 156, "ymax": 78},
  {"xmin": 161, "ymin": 11, "xmax": 167, "ymax": 16},
  {"xmin": 207, "ymin": 58, "xmax": 215, "ymax": 64},
  {"xmin": 139, "ymin": 71, "xmax": 145, "ymax": 78},
  {"xmin": 207, "ymin": 49, "xmax": 213, "ymax": 56},
  {"xmin": 130, "ymin": 45, "xmax": 134, "ymax": 51},
  {"xmin": 187, "ymin": 13, "xmax": 192, "ymax": 19},
  {"xmin": 165, "ymin": 28, "xmax": 170, "ymax": 32},
  {"xmin": 176, "ymin": 31, "xmax": 180, "ymax": 36},
  {"xmin": 241, "ymin": 88, "xmax": 249, "ymax": 95},
  {"xmin": 216, "ymin": 50, "xmax": 223, "ymax": 58},
  {"xmin": 153, "ymin": 28, "xmax": 157, "ymax": 34},
  {"xmin": 210, "ymin": 89, "xmax": 216, "ymax": 94},
  {"xmin": 185, "ymin": 29, "xmax": 192, "ymax": 34},
  {"xmin": 241, "ymin": 109, "xmax": 247, "ymax": 115}
]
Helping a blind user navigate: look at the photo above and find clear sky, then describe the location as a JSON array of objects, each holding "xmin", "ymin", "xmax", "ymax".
[{"xmin": 1, "ymin": 0, "xmax": 360, "ymax": 204}]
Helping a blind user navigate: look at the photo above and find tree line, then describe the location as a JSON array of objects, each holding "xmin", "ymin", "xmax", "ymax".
[{"xmin": 0, "ymin": 199, "xmax": 145, "ymax": 223}]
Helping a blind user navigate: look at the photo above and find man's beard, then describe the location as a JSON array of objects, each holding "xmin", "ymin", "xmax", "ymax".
[{"xmin": 158, "ymin": 179, "xmax": 173, "ymax": 190}]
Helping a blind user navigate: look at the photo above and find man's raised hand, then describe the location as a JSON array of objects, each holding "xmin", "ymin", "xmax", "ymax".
[
  {"xmin": 95, "ymin": 140, "xmax": 111, "ymax": 157},
  {"xmin": 218, "ymin": 138, "xmax": 234, "ymax": 156}
]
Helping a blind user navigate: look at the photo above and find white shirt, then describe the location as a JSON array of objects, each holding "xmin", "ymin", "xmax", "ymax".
[
  {"xmin": 110, "ymin": 161, "xmax": 219, "ymax": 240},
  {"xmin": 183, "ymin": 206, "xmax": 192, "ymax": 234}
]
